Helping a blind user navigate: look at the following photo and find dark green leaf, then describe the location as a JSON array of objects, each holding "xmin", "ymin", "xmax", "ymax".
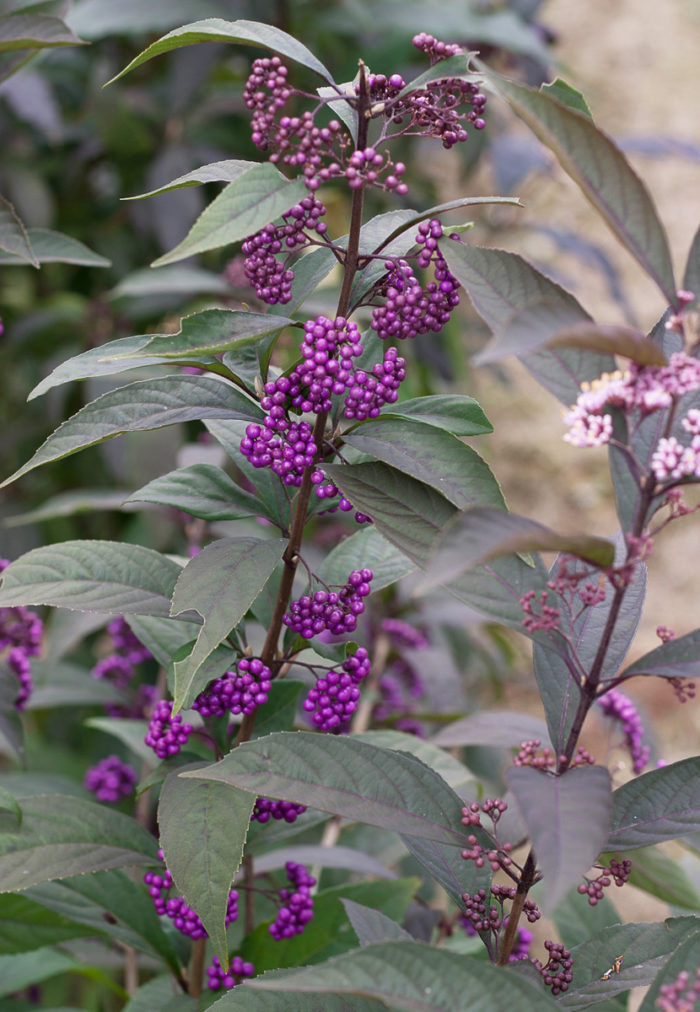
[
  {"xmin": 607, "ymin": 845, "xmax": 700, "ymax": 910},
  {"xmin": 0, "ymin": 195, "xmax": 37, "ymax": 266},
  {"xmin": 122, "ymin": 975, "xmax": 198, "ymax": 1012},
  {"xmin": 159, "ymin": 766, "xmax": 254, "ymax": 965},
  {"xmin": 607, "ymin": 757, "xmax": 700, "ymax": 849},
  {"xmin": 3, "ymin": 375, "xmax": 262, "ymax": 488},
  {"xmin": 0, "ymin": 228, "xmax": 109, "ymax": 266},
  {"xmin": 552, "ymin": 887, "xmax": 621, "ymax": 950},
  {"xmin": 343, "ymin": 419, "xmax": 506, "ymax": 511},
  {"xmin": 352, "ymin": 730, "xmax": 474, "ymax": 797},
  {"xmin": 209, "ymin": 991, "xmax": 384, "ymax": 1012},
  {"xmin": 483, "ymin": 70, "xmax": 677, "ymax": 304},
  {"xmin": 621, "ymin": 627, "xmax": 700, "ymax": 681},
  {"xmin": 251, "ymin": 680, "xmax": 305, "ymax": 739},
  {"xmin": 442, "ymin": 551, "xmax": 550, "ymax": 631},
  {"xmin": 416, "ymin": 507, "xmax": 614, "ymax": 593},
  {"xmin": 317, "ymin": 527, "xmax": 416, "ymax": 593},
  {"xmin": 0, "ymin": 795, "xmax": 158, "ymax": 890},
  {"xmin": 342, "ymin": 899, "xmax": 412, "ymax": 946},
  {"xmin": 151, "ymin": 164, "xmax": 307, "ymax": 266},
  {"xmin": 0, "ymin": 541, "xmax": 182, "ymax": 616},
  {"xmin": 170, "ymin": 537, "xmax": 286, "ymax": 709},
  {"xmin": 401, "ymin": 52, "xmax": 481, "ymax": 95},
  {"xmin": 84, "ymin": 717, "xmax": 152, "ymax": 763},
  {"xmin": 0, "ymin": 12, "xmax": 84, "ymax": 52},
  {"xmin": 183, "ymin": 731, "xmax": 468, "ymax": 846},
  {"xmin": 0, "ymin": 947, "xmax": 84, "ymax": 999},
  {"xmin": 125, "ymin": 614, "xmax": 201, "ymax": 670},
  {"xmin": 507, "ymin": 765, "xmax": 612, "ymax": 911},
  {"xmin": 108, "ymin": 18, "xmax": 335, "ymax": 85},
  {"xmin": 322, "ymin": 462, "xmax": 457, "ymax": 567},
  {"xmin": 27, "ymin": 659, "xmax": 126, "ymax": 710},
  {"xmin": 126, "ymin": 464, "xmax": 262, "ymax": 522},
  {"xmin": 379, "ymin": 394, "xmax": 493, "ymax": 436},
  {"xmin": 4, "ymin": 490, "xmax": 135, "ymax": 526},
  {"xmin": 233, "ymin": 940, "xmax": 560, "ymax": 1009},
  {"xmin": 117, "ymin": 308, "xmax": 292, "ymax": 360},
  {"xmin": 124, "ymin": 159, "xmax": 259, "ymax": 199},
  {"xmin": 401, "ymin": 831, "xmax": 491, "ymax": 910},
  {"xmin": 0, "ymin": 893, "xmax": 91, "ymax": 954}
]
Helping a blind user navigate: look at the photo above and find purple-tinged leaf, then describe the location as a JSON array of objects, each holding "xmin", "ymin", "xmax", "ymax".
[
  {"xmin": 547, "ymin": 323, "xmax": 667, "ymax": 366},
  {"xmin": 0, "ymin": 795, "xmax": 158, "ymax": 891},
  {"xmin": 233, "ymin": 940, "xmax": 560, "ymax": 1009},
  {"xmin": 343, "ymin": 420, "xmax": 507, "ymax": 512},
  {"xmin": 558, "ymin": 917, "xmax": 700, "ymax": 1011},
  {"xmin": 151, "ymin": 164, "xmax": 306, "ymax": 267},
  {"xmin": 323, "ymin": 462, "xmax": 457, "ymax": 567},
  {"xmin": 343, "ymin": 900, "xmax": 412, "ymax": 946},
  {"xmin": 0, "ymin": 195, "xmax": 37, "ymax": 266},
  {"xmin": 107, "ymin": 18, "xmax": 335, "ymax": 85},
  {"xmin": 483, "ymin": 71, "xmax": 677, "ymax": 305},
  {"xmin": 682, "ymin": 223, "xmax": 700, "ymax": 303},
  {"xmin": 209, "ymin": 991, "xmax": 383, "ymax": 1011},
  {"xmin": 182, "ymin": 731, "xmax": 468, "ymax": 847},
  {"xmin": 2, "ymin": 375, "xmax": 262, "ymax": 488},
  {"xmin": 353, "ymin": 730, "xmax": 475, "ymax": 798},
  {"xmin": 159, "ymin": 766, "xmax": 254, "ymax": 967},
  {"xmin": 431, "ymin": 711, "xmax": 551, "ymax": 750},
  {"xmin": 507, "ymin": 765, "xmax": 612, "ymax": 912},
  {"xmin": 400, "ymin": 833, "xmax": 491, "ymax": 910},
  {"xmin": 369, "ymin": 196, "xmax": 521, "ymax": 256},
  {"xmin": 111, "ymin": 264, "xmax": 230, "ymax": 299},
  {"xmin": 606, "ymin": 757, "xmax": 700, "ymax": 849},
  {"xmin": 253, "ymin": 847, "xmax": 395, "ymax": 881},
  {"xmin": 621, "ymin": 628, "xmax": 700, "ymax": 681},
  {"xmin": 126, "ymin": 464, "xmax": 262, "ymax": 522},
  {"xmin": 442, "ymin": 551, "xmax": 550, "ymax": 633},
  {"xmin": 0, "ymin": 228, "xmax": 110, "ymax": 266},
  {"xmin": 638, "ymin": 930, "xmax": 700, "ymax": 1012},
  {"xmin": 416, "ymin": 507, "xmax": 614, "ymax": 594},
  {"xmin": 0, "ymin": 13, "xmax": 85, "ymax": 53},
  {"xmin": 0, "ymin": 541, "xmax": 182, "ymax": 617},
  {"xmin": 123, "ymin": 159, "xmax": 258, "ymax": 200},
  {"xmin": 604, "ymin": 845, "xmax": 700, "ymax": 911},
  {"xmin": 170, "ymin": 537, "xmax": 285, "ymax": 711}
]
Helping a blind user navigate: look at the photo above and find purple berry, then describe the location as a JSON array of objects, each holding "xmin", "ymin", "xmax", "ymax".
[{"xmin": 84, "ymin": 755, "xmax": 137, "ymax": 803}]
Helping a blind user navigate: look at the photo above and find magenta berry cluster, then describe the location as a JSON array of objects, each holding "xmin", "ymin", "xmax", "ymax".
[
  {"xmin": 578, "ymin": 858, "xmax": 632, "ymax": 905},
  {"xmin": 144, "ymin": 699, "xmax": 194, "ymax": 759},
  {"xmin": 284, "ymin": 569, "xmax": 373, "ymax": 639},
  {"xmin": 251, "ymin": 797, "xmax": 308, "ymax": 824},
  {"xmin": 84, "ymin": 755, "xmax": 137, "ymax": 803},
  {"xmin": 193, "ymin": 657, "xmax": 272, "ymax": 718},
  {"xmin": 0, "ymin": 558, "xmax": 43, "ymax": 710},
  {"xmin": 302, "ymin": 647, "xmax": 371, "ymax": 730},
  {"xmin": 343, "ymin": 346, "xmax": 407, "ymax": 420},
  {"xmin": 240, "ymin": 417, "xmax": 317, "ymax": 488},
  {"xmin": 656, "ymin": 967, "xmax": 700, "ymax": 1011},
  {"xmin": 241, "ymin": 196, "xmax": 327, "ymax": 305},
  {"xmin": 269, "ymin": 861, "xmax": 315, "ymax": 939},
  {"xmin": 206, "ymin": 955, "xmax": 255, "ymax": 992},
  {"xmin": 144, "ymin": 850, "xmax": 239, "ymax": 940},
  {"xmin": 288, "ymin": 316, "xmax": 364, "ymax": 413},
  {"xmin": 533, "ymin": 940, "xmax": 574, "ymax": 996},
  {"xmin": 597, "ymin": 689, "xmax": 650, "ymax": 773}
]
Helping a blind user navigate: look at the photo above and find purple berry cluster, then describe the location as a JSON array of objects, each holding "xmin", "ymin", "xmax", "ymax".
[
  {"xmin": 240, "ymin": 418, "xmax": 317, "ymax": 488},
  {"xmin": 533, "ymin": 940, "xmax": 574, "ymax": 996},
  {"xmin": 461, "ymin": 886, "xmax": 540, "ymax": 935},
  {"xmin": 144, "ymin": 850, "xmax": 239, "ymax": 940},
  {"xmin": 84, "ymin": 755, "xmax": 137, "ymax": 803},
  {"xmin": 251, "ymin": 796, "xmax": 308, "ymax": 824},
  {"xmin": 145, "ymin": 699, "xmax": 194, "ymax": 759},
  {"xmin": 284, "ymin": 569, "xmax": 373, "ymax": 639},
  {"xmin": 0, "ymin": 558, "xmax": 43, "ymax": 710},
  {"xmin": 206, "ymin": 955, "xmax": 255, "ymax": 992},
  {"xmin": 289, "ymin": 316, "xmax": 364, "ymax": 413},
  {"xmin": 371, "ymin": 222, "xmax": 460, "ymax": 342},
  {"xmin": 92, "ymin": 616, "xmax": 155, "ymax": 718},
  {"xmin": 193, "ymin": 658, "xmax": 272, "ymax": 718},
  {"xmin": 597, "ymin": 689, "xmax": 650, "ymax": 773},
  {"xmin": 241, "ymin": 196, "xmax": 327, "ymax": 305},
  {"xmin": 343, "ymin": 347, "xmax": 407, "ymax": 420},
  {"xmin": 656, "ymin": 967, "xmax": 700, "ymax": 1011},
  {"xmin": 244, "ymin": 55, "xmax": 292, "ymax": 150},
  {"xmin": 302, "ymin": 647, "xmax": 371, "ymax": 731},
  {"xmin": 269, "ymin": 861, "xmax": 315, "ymax": 939},
  {"xmin": 577, "ymin": 858, "xmax": 632, "ymax": 905}
]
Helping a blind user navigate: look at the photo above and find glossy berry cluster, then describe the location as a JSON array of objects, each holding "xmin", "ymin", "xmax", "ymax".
[
  {"xmin": 578, "ymin": 858, "xmax": 632, "ymax": 905},
  {"xmin": 533, "ymin": 940, "xmax": 574, "ymax": 996},
  {"xmin": 269, "ymin": 862, "xmax": 315, "ymax": 939},
  {"xmin": 461, "ymin": 886, "xmax": 540, "ymax": 934},
  {"xmin": 302, "ymin": 647, "xmax": 371, "ymax": 730},
  {"xmin": 244, "ymin": 55, "xmax": 291, "ymax": 150},
  {"xmin": 206, "ymin": 955, "xmax": 255, "ymax": 992},
  {"xmin": 84, "ymin": 755, "xmax": 136, "ymax": 803},
  {"xmin": 288, "ymin": 316, "xmax": 364, "ymax": 414},
  {"xmin": 144, "ymin": 700, "xmax": 193, "ymax": 759},
  {"xmin": 0, "ymin": 558, "xmax": 43, "ymax": 710},
  {"xmin": 283, "ymin": 569, "xmax": 373, "ymax": 639},
  {"xmin": 251, "ymin": 796, "xmax": 308, "ymax": 824},
  {"xmin": 240, "ymin": 417, "xmax": 317, "ymax": 488},
  {"xmin": 343, "ymin": 347, "xmax": 407, "ymax": 420},
  {"xmin": 241, "ymin": 196, "xmax": 327, "ymax": 305},
  {"xmin": 144, "ymin": 852, "xmax": 239, "ymax": 939},
  {"xmin": 193, "ymin": 658, "xmax": 272, "ymax": 718}
]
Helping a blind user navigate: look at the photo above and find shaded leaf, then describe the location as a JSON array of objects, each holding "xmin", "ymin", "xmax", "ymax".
[
  {"xmin": 3, "ymin": 375, "xmax": 262, "ymax": 487},
  {"xmin": 323, "ymin": 462, "xmax": 456, "ymax": 567},
  {"xmin": 343, "ymin": 899, "xmax": 412, "ymax": 946},
  {"xmin": 0, "ymin": 541, "xmax": 182, "ymax": 616},
  {"xmin": 0, "ymin": 228, "xmax": 110, "ymax": 266},
  {"xmin": 368, "ymin": 196, "xmax": 521, "ymax": 256},
  {"xmin": 122, "ymin": 975, "xmax": 198, "ymax": 1012},
  {"xmin": 683, "ymin": 223, "xmax": 700, "ymax": 302},
  {"xmin": 108, "ymin": 18, "xmax": 334, "ymax": 85},
  {"xmin": 483, "ymin": 70, "xmax": 677, "ymax": 303},
  {"xmin": 125, "ymin": 614, "xmax": 201, "ymax": 670},
  {"xmin": 151, "ymin": 164, "xmax": 306, "ymax": 266},
  {"xmin": 0, "ymin": 892, "xmax": 92, "ymax": 954},
  {"xmin": 431, "ymin": 711, "xmax": 551, "ymax": 749},
  {"xmin": 400, "ymin": 831, "xmax": 491, "ymax": 910},
  {"xmin": 27, "ymin": 659, "xmax": 127, "ymax": 710},
  {"xmin": 547, "ymin": 323, "xmax": 667, "ymax": 365},
  {"xmin": 416, "ymin": 507, "xmax": 613, "ymax": 593},
  {"xmin": 251, "ymin": 680, "xmax": 305, "ymax": 740},
  {"xmin": 401, "ymin": 51, "xmax": 481, "ymax": 95},
  {"xmin": 234, "ymin": 940, "xmax": 559, "ymax": 1009},
  {"xmin": 379, "ymin": 393, "xmax": 493, "ymax": 436},
  {"xmin": 4, "ymin": 490, "xmax": 135, "ymax": 526},
  {"xmin": 0, "ymin": 947, "xmax": 84, "ymax": 999},
  {"xmin": 607, "ymin": 757, "xmax": 700, "ymax": 849},
  {"xmin": 552, "ymin": 887, "xmax": 621, "ymax": 950},
  {"xmin": 506, "ymin": 764, "xmax": 612, "ymax": 911},
  {"xmin": 183, "ymin": 731, "xmax": 468, "ymax": 846},
  {"xmin": 0, "ymin": 12, "xmax": 84, "ymax": 53},
  {"xmin": 0, "ymin": 786, "xmax": 20, "ymax": 825},
  {"xmin": 621, "ymin": 628, "xmax": 700, "ymax": 681},
  {"xmin": 210, "ymin": 992, "xmax": 384, "ymax": 1012},
  {"xmin": 317, "ymin": 526, "xmax": 416, "ymax": 593},
  {"xmin": 541, "ymin": 78, "xmax": 592, "ymax": 118},
  {"xmin": 608, "ymin": 845, "xmax": 700, "ymax": 911},
  {"xmin": 343, "ymin": 419, "xmax": 506, "ymax": 512},
  {"xmin": 111, "ymin": 264, "xmax": 230, "ymax": 298},
  {"xmin": 159, "ymin": 766, "xmax": 254, "ymax": 966},
  {"xmin": 124, "ymin": 159, "xmax": 258, "ymax": 199},
  {"xmin": 170, "ymin": 537, "xmax": 285, "ymax": 710},
  {"xmin": 126, "ymin": 464, "xmax": 262, "ymax": 521},
  {"xmin": 0, "ymin": 795, "xmax": 158, "ymax": 891},
  {"xmin": 252, "ymin": 846, "xmax": 395, "ymax": 880},
  {"xmin": 352, "ymin": 730, "xmax": 475, "ymax": 797},
  {"xmin": 84, "ymin": 718, "xmax": 152, "ymax": 764},
  {"xmin": 0, "ymin": 194, "xmax": 37, "ymax": 266}
]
